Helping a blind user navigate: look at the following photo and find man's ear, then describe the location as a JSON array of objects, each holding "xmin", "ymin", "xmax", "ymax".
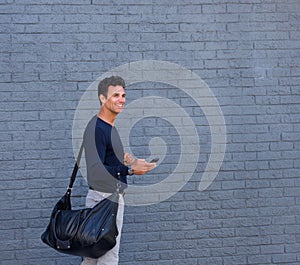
[{"xmin": 99, "ymin": 94, "xmax": 107, "ymax": 104}]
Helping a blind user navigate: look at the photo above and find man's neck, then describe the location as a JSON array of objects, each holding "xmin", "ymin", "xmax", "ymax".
[{"xmin": 97, "ymin": 109, "xmax": 116, "ymax": 126}]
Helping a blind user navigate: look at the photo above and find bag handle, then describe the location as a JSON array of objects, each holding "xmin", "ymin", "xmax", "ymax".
[{"xmin": 67, "ymin": 142, "xmax": 84, "ymax": 192}]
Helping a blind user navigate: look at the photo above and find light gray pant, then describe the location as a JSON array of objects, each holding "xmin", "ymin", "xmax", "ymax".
[{"xmin": 80, "ymin": 189, "xmax": 125, "ymax": 265}]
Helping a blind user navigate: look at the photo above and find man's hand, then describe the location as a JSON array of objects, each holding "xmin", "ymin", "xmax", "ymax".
[{"xmin": 131, "ymin": 159, "xmax": 156, "ymax": 175}]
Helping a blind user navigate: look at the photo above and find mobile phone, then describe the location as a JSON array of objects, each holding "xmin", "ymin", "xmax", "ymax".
[{"xmin": 150, "ymin": 158, "xmax": 159, "ymax": 163}]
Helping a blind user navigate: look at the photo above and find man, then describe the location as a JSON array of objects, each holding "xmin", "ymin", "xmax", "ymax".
[{"xmin": 81, "ymin": 76, "xmax": 156, "ymax": 265}]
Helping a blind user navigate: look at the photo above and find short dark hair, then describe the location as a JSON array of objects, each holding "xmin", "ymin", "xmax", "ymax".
[{"xmin": 98, "ymin": 76, "xmax": 126, "ymax": 98}]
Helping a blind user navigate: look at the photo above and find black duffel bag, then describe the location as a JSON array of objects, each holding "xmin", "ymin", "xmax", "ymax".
[{"xmin": 41, "ymin": 143, "xmax": 120, "ymax": 258}]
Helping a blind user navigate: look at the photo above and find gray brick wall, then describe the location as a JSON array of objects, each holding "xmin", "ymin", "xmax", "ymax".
[{"xmin": 1, "ymin": 0, "xmax": 300, "ymax": 264}]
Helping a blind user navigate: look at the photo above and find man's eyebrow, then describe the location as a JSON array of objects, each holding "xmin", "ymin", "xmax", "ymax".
[
  {"xmin": 110, "ymin": 91, "xmax": 126, "ymax": 97},
  {"xmin": 112, "ymin": 91, "xmax": 126, "ymax": 95}
]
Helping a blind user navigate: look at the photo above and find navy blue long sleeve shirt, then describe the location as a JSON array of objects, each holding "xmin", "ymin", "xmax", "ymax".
[{"xmin": 84, "ymin": 115, "xmax": 128, "ymax": 193}]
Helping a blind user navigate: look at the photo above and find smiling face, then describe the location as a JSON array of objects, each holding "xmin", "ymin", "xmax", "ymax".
[{"xmin": 100, "ymin": 85, "xmax": 126, "ymax": 115}]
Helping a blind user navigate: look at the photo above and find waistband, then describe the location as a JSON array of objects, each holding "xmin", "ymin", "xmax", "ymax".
[{"xmin": 89, "ymin": 186, "xmax": 125, "ymax": 196}]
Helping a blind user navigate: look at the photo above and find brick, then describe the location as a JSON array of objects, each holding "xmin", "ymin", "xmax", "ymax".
[
  {"xmin": 193, "ymin": 258, "xmax": 220, "ymax": 265},
  {"xmin": 248, "ymin": 255, "xmax": 272, "ymax": 264},
  {"xmin": 272, "ymin": 253, "xmax": 297, "ymax": 263},
  {"xmin": 223, "ymin": 255, "xmax": 247, "ymax": 265}
]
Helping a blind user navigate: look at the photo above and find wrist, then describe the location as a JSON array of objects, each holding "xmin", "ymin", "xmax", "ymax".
[{"xmin": 127, "ymin": 165, "xmax": 135, "ymax": 176}]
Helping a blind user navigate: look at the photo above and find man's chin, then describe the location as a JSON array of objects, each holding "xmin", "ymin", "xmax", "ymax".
[{"xmin": 114, "ymin": 108, "xmax": 124, "ymax": 114}]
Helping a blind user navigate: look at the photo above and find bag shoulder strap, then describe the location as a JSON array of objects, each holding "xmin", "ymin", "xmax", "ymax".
[{"xmin": 68, "ymin": 142, "xmax": 84, "ymax": 191}]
